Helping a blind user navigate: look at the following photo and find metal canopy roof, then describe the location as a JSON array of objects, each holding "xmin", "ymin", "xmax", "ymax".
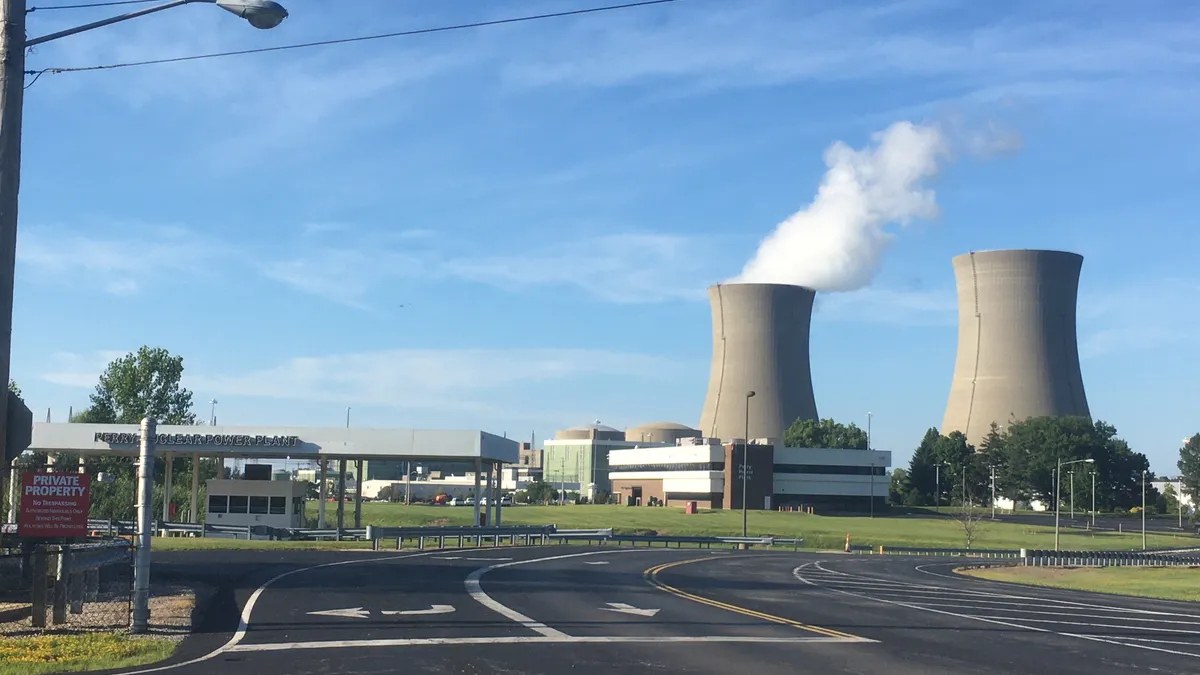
[{"xmin": 29, "ymin": 423, "xmax": 518, "ymax": 464}]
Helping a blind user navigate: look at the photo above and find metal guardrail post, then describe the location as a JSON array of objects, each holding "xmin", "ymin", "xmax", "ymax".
[
  {"xmin": 52, "ymin": 546, "xmax": 68, "ymax": 625},
  {"xmin": 30, "ymin": 546, "xmax": 48, "ymax": 628}
]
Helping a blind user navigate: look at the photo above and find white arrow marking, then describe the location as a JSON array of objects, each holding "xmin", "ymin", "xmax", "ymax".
[
  {"xmin": 599, "ymin": 602, "xmax": 660, "ymax": 617},
  {"xmin": 381, "ymin": 604, "xmax": 456, "ymax": 616},
  {"xmin": 584, "ymin": 561, "xmax": 609, "ymax": 565},
  {"xmin": 307, "ymin": 607, "xmax": 370, "ymax": 619}
]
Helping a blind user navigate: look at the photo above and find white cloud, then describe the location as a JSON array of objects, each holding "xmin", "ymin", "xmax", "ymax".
[
  {"xmin": 814, "ymin": 287, "xmax": 956, "ymax": 325},
  {"xmin": 499, "ymin": 0, "xmax": 1199, "ymax": 100},
  {"xmin": 17, "ymin": 224, "xmax": 218, "ymax": 294},
  {"xmin": 1077, "ymin": 279, "xmax": 1200, "ymax": 359},
  {"xmin": 42, "ymin": 347, "xmax": 692, "ymax": 417}
]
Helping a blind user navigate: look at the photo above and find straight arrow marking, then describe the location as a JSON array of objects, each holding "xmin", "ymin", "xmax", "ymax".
[
  {"xmin": 307, "ymin": 607, "xmax": 370, "ymax": 619},
  {"xmin": 599, "ymin": 602, "xmax": 660, "ymax": 617},
  {"xmin": 584, "ymin": 561, "xmax": 610, "ymax": 565},
  {"xmin": 381, "ymin": 605, "xmax": 456, "ymax": 616}
]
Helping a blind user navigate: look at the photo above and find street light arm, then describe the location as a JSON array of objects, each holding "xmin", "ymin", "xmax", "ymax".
[{"xmin": 28, "ymin": 0, "xmax": 203, "ymax": 47}]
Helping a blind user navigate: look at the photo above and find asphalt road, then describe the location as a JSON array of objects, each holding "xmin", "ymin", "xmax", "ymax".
[{"xmin": 98, "ymin": 546, "xmax": 1200, "ymax": 675}]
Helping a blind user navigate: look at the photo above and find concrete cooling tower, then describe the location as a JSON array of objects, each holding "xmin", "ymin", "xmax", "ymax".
[
  {"xmin": 699, "ymin": 283, "xmax": 818, "ymax": 443},
  {"xmin": 941, "ymin": 249, "xmax": 1091, "ymax": 447}
]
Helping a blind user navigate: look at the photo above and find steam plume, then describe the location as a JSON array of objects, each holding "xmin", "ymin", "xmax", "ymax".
[{"xmin": 730, "ymin": 121, "xmax": 948, "ymax": 291}]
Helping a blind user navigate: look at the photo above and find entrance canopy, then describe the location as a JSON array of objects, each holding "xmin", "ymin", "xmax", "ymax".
[{"xmin": 29, "ymin": 423, "xmax": 518, "ymax": 464}]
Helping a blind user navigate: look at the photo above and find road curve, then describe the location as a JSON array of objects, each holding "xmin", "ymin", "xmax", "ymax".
[{"xmin": 98, "ymin": 547, "xmax": 1200, "ymax": 675}]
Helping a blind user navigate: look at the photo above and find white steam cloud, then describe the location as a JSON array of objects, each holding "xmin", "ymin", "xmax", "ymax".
[{"xmin": 730, "ymin": 121, "xmax": 950, "ymax": 291}]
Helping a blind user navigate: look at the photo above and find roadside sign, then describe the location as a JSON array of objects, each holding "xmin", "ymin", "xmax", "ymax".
[{"xmin": 18, "ymin": 472, "xmax": 91, "ymax": 538}]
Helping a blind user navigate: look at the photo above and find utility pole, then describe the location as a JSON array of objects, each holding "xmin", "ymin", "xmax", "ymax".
[
  {"xmin": 0, "ymin": 0, "xmax": 27, "ymax": 462},
  {"xmin": 132, "ymin": 417, "xmax": 156, "ymax": 634},
  {"xmin": 742, "ymin": 391, "xmax": 755, "ymax": 537}
]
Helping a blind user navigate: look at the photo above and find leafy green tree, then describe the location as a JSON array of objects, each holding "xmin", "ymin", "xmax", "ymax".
[
  {"xmin": 523, "ymin": 479, "xmax": 558, "ymax": 504},
  {"xmin": 906, "ymin": 428, "xmax": 940, "ymax": 505},
  {"xmin": 888, "ymin": 468, "xmax": 909, "ymax": 505},
  {"xmin": 783, "ymin": 418, "xmax": 868, "ymax": 449},
  {"xmin": 85, "ymin": 346, "xmax": 196, "ymax": 425},
  {"xmin": 8, "ymin": 379, "xmax": 19, "ymax": 397},
  {"xmin": 932, "ymin": 431, "xmax": 974, "ymax": 505},
  {"xmin": 1180, "ymin": 435, "xmax": 1200, "ymax": 506}
]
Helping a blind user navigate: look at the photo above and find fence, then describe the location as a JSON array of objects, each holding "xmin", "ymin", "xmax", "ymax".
[{"xmin": 1, "ymin": 539, "xmax": 132, "ymax": 634}]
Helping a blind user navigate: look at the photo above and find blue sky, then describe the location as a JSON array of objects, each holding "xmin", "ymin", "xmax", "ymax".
[{"xmin": 13, "ymin": 0, "xmax": 1200, "ymax": 474}]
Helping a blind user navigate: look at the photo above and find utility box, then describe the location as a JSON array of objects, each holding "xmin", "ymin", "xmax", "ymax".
[{"xmin": 685, "ymin": 501, "xmax": 698, "ymax": 514}]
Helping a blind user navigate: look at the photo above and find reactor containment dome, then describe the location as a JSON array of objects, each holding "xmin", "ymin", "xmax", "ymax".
[
  {"xmin": 699, "ymin": 283, "xmax": 818, "ymax": 444},
  {"xmin": 941, "ymin": 249, "xmax": 1091, "ymax": 447}
]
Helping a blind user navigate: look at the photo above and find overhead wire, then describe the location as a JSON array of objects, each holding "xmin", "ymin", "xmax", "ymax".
[
  {"xmin": 25, "ymin": 0, "xmax": 677, "ymax": 76},
  {"xmin": 30, "ymin": 0, "xmax": 160, "ymax": 11}
]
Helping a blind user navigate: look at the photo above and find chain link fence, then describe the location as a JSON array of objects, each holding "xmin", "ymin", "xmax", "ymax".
[{"xmin": 0, "ymin": 538, "xmax": 132, "ymax": 636}]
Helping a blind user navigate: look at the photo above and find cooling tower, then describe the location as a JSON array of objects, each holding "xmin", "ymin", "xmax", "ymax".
[
  {"xmin": 699, "ymin": 283, "xmax": 818, "ymax": 443},
  {"xmin": 941, "ymin": 249, "xmax": 1091, "ymax": 447}
]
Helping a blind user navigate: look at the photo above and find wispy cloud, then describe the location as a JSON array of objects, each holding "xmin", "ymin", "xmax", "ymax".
[
  {"xmin": 814, "ymin": 287, "xmax": 956, "ymax": 326},
  {"xmin": 1078, "ymin": 279, "xmax": 1200, "ymax": 359},
  {"xmin": 43, "ymin": 347, "xmax": 691, "ymax": 416},
  {"xmin": 17, "ymin": 224, "xmax": 217, "ymax": 294}
]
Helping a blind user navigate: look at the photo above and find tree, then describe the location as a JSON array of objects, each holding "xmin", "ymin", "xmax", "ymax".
[
  {"xmin": 906, "ymin": 428, "xmax": 940, "ymax": 505},
  {"xmin": 932, "ymin": 431, "xmax": 974, "ymax": 505},
  {"xmin": 957, "ymin": 505, "xmax": 987, "ymax": 549},
  {"xmin": 888, "ymin": 468, "xmax": 909, "ymax": 505},
  {"xmin": 86, "ymin": 346, "xmax": 196, "ymax": 425},
  {"xmin": 523, "ymin": 479, "xmax": 557, "ymax": 505},
  {"xmin": 784, "ymin": 418, "xmax": 868, "ymax": 449},
  {"xmin": 1159, "ymin": 483, "xmax": 1178, "ymax": 516},
  {"xmin": 1180, "ymin": 435, "xmax": 1200, "ymax": 507},
  {"xmin": 8, "ymin": 379, "xmax": 18, "ymax": 397}
]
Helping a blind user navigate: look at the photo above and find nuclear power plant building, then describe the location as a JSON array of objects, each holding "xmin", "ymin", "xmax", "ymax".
[
  {"xmin": 941, "ymin": 249, "xmax": 1091, "ymax": 447},
  {"xmin": 698, "ymin": 283, "xmax": 819, "ymax": 444}
]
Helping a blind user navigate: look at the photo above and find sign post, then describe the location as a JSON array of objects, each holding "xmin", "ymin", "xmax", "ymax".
[
  {"xmin": 17, "ymin": 471, "xmax": 90, "ymax": 538},
  {"xmin": 132, "ymin": 417, "xmax": 156, "ymax": 634}
]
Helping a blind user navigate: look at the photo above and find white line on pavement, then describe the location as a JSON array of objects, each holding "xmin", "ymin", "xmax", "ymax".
[
  {"xmin": 227, "ymin": 634, "xmax": 869, "ymax": 652},
  {"xmin": 465, "ymin": 549, "xmax": 646, "ymax": 639}
]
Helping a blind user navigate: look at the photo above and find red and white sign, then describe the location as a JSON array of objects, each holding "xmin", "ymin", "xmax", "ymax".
[{"xmin": 18, "ymin": 472, "xmax": 91, "ymax": 538}]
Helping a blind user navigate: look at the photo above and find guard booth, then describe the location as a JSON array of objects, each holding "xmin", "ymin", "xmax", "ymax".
[{"xmin": 205, "ymin": 476, "xmax": 307, "ymax": 529}]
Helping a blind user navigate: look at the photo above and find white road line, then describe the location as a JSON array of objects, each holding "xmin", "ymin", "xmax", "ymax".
[
  {"xmin": 464, "ymin": 557, "xmax": 513, "ymax": 561},
  {"xmin": 465, "ymin": 549, "xmax": 647, "ymax": 639},
  {"xmin": 227, "ymin": 635, "xmax": 867, "ymax": 652},
  {"xmin": 109, "ymin": 549, "xmax": 449, "ymax": 675},
  {"xmin": 970, "ymin": 615, "xmax": 1200, "ymax": 635},
  {"xmin": 909, "ymin": 602, "xmax": 1200, "ymax": 626},
  {"xmin": 793, "ymin": 562, "xmax": 1200, "ymax": 660}
]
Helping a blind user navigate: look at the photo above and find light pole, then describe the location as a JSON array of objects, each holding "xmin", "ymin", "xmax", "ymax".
[
  {"xmin": 742, "ymin": 391, "xmax": 755, "ymax": 538},
  {"xmin": 1068, "ymin": 470, "xmax": 1075, "ymax": 520},
  {"xmin": 1090, "ymin": 471, "xmax": 1096, "ymax": 528},
  {"xmin": 962, "ymin": 464, "xmax": 967, "ymax": 510},
  {"xmin": 1142, "ymin": 470, "xmax": 1147, "ymax": 550},
  {"xmin": 990, "ymin": 465, "xmax": 997, "ymax": 519},
  {"xmin": 0, "ymin": 5, "xmax": 290, "ymax": 462},
  {"xmin": 1055, "ymin": 457, "xmax": 1094, "ymax": 551},
  {"xmin": 209, "ymin": 399, "xmax": 218, "ymax": 426},
  {"xmin": 935, "ymin": 463, "xmax": 942, "ymax": 513}
]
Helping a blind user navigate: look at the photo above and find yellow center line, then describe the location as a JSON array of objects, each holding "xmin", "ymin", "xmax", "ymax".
[{"xmin": 644, "ymin": 557, "xmax": 865, "ymax": 641}]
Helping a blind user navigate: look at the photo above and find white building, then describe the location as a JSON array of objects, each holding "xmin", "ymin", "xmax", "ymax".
[
  {"xmin": 607, "ymin": 438, "xmax": 890, "ymax": 511},
  {"xmin": 205, "ymin": 479, "xmax": 309, "ymax": 529}
]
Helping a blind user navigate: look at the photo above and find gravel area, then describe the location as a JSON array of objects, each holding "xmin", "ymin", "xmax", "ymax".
[{"xmin": 0, "ymin": 582, "xmax": 210, "ymax": 640}]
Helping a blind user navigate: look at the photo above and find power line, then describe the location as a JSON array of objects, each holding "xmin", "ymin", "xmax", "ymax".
[
  {"xmin": 30, "ymin": 0, "xmax": 159, "ymax": 11},
  {"xmin": 28, "ymin": 0, "xmax": 677, "ymax": 76}
]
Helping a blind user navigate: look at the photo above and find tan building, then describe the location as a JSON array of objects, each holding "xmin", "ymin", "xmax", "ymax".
[{"xmin": 608, "ymin": 439, "xmax": 891, "ymax": 512}]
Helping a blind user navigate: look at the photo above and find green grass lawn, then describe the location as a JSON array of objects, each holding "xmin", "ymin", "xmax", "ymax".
[
  {"xmin": 152, "ymin": 537, "xmax": 372, "ymax": 551},
  {"xmin": 306, "ymin": 502, "xmax": 1197, "ymax": 552},
  {"xmin": 0, "ymin": 633, "xmax": 175, "ymax": 675},
  {"xmin": 960, "ymin": 566, "xmax": 1200, "ymax": 602}
]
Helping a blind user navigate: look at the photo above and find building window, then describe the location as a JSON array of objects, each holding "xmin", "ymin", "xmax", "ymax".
[
  {"xmin": 774, "ymin": 464, "xmax": 886, "ymax": 476},
  {"xmin": 269, "ymin": 497, "xmax": 286, "ymax": 515},
  {"xmin": 228, "ymin": 496, "xmax": 249, "ymax": 513},
  {"xmin": 208, "ymin": 495, "xmax": 228, "ymax": 514},
  {"xmin": 249, "ymin": 496, "xmax": 270, "ymax": 514},
  {"xmin": 611, "ymin": 462, "xmax": 724, "ymax": 473}
]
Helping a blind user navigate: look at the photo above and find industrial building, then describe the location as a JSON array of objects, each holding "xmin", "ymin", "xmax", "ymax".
[
  {"xmin": 698, "ymin": 283, "xmax": 818, "ymax": 444},
  {"xmin": 608, "ymin": 438, "xmax": 890, "ymax": 511},
  {"xmin": 541, "ymin": 422, "xmax": 692, "ymax": 500},
  {"xmin": 941, "ymin": 249, "xmax": 1091, "ymax": 447}
]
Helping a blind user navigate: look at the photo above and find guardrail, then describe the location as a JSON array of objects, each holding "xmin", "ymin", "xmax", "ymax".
[
  {"xmin": 873, "ymin": 545, "xmax": 1023, "ymax": 558},
  {"xmin": 365, "ymin": 525, "xmax": 556, "ymax": 551},
  {"xmin": 1022, "ymin": 549, "xmax": 1200, "ymax": 567}
]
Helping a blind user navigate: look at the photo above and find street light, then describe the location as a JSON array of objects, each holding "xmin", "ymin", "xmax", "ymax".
[
  {"xmin": 1090, "ymin": 470, "xmax": 1096, "ymax": 528},
  {"xmin": 989, "ymin": 465, "xmax": 997, "ymax": 519},
  {"xmin": 0, "ymin": 0, "xmax": 290, "ymax": 462},
  {"xmin": 1054, "ymin": 457, "xmax": 1094, "ymax": 551},
  {"xmin": 1142, "ymin": 470, "xmax": 1147, "ymax": 550},
  {"xmin": 866, "ymin": 412, "xmax": 873, "ymax": 519},
  {"xmin": 741, "ymin": 391, "xmax": 755, "ymax": 538},
  {"xmin": 935, "ymin": 463, "xmax": 944, "ymax": 513},
  {"xmin": 1068, "ymin": 470, "xmax": 1075, "ymax": 520}
]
